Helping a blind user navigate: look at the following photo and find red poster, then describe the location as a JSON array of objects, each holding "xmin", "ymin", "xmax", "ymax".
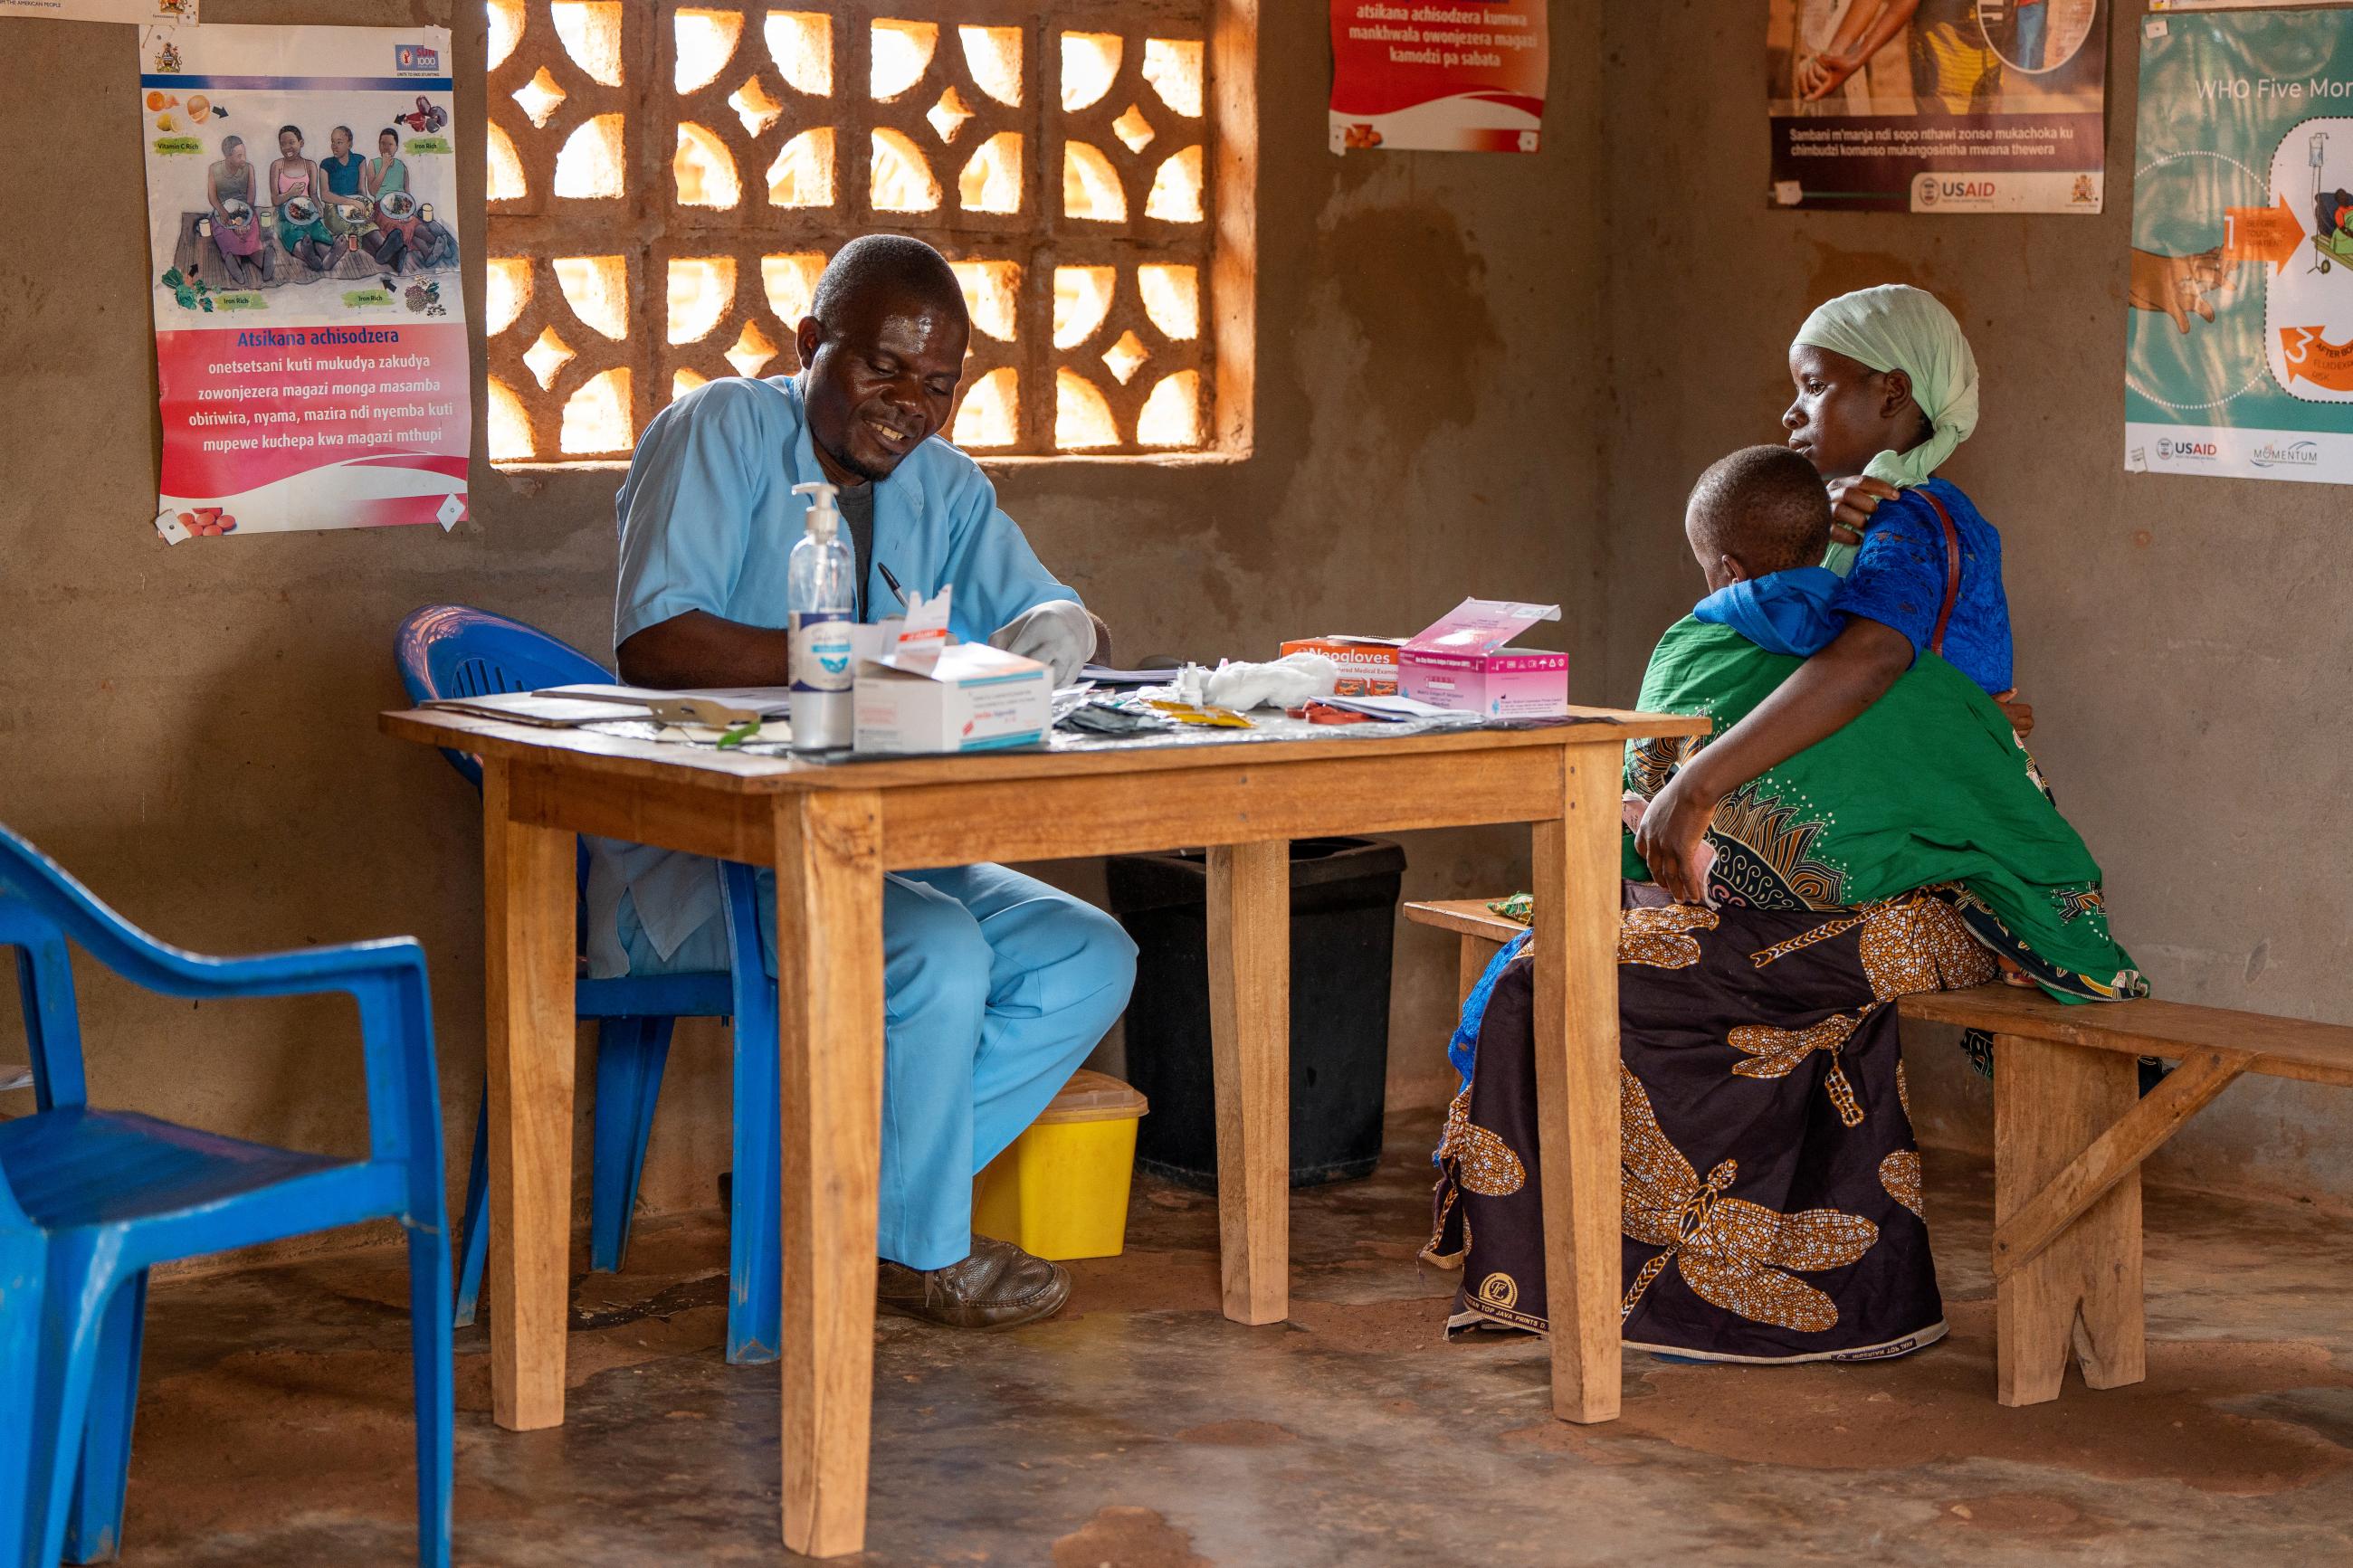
[{"xmin": 1329, "ymin": 0, "xmax": 1548, "ymax": 153}]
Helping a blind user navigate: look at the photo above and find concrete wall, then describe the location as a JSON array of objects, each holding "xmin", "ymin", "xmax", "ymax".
[
  {"xmin": 1596, "ymin": 2, "xmax": 2353, "ymax": 1203},
  {"xmin": 10, "ymin": 0, "xmax": 2339, "ymax": 1239},
  {"xmin": 0, "ymin": 0, "xmax": 1606, "ymax": 1238}
]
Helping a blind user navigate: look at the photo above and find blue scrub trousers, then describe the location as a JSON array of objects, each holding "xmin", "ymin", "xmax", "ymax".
[{"xmin": 615, "ymin": 862, "xmax": 1137, "ymax": 1270}]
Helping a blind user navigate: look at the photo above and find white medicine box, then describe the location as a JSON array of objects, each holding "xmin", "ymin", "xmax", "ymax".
[{"xmin": 852, "ymin": 641, "xmax": 1052, "ymax": 755}]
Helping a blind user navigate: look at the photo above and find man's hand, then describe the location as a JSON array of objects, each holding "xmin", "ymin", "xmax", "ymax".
[
  {"xmin": 987, "ymin": 599, "xmax": 1095, "ymax": 685},
  {"xmin": 1996, "ymin": 689, "xmax": 2034, "ymax": 739},
  {"xmin": 1826, "ymin": 475, "xmax": 1900, "ymax": 548},
  {"xmin": 1633, "ymin": 765, "xmax": 1721, "ymax": 907},
  {"xmin": 2129, "ymin": 246, "xmax": 2226, "ymax": 335}
]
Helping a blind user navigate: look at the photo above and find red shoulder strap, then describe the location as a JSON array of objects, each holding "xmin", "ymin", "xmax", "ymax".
[{"xmin": 1915, "ymin": 487, "xmax": 1964, "ymax": 658}]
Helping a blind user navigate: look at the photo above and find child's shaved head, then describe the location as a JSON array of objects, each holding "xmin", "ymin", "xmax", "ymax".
[{"xmin": 1685, "ymin": 444, "xmax": 1834, "ymax": 587}]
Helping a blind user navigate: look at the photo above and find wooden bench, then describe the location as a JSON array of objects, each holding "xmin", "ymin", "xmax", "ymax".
[
  {"xmin": 1405, "ymin": 898, "xmax": 2353, "ymax": 1409},
  {"xmin": 1403, "ymin": 898, "xmax": 1529, "ymax": 1008},
  {"xmin": 1900, "ymin": 984, "xmax": 2353, "ymax": 1405}
]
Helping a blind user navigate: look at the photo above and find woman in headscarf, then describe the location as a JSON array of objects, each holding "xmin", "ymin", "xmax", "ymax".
[
  {"xmin": 1427, "ymin": 444, "xmax": 2143, "ymax": 1365},
  {"xmin": 1636, "ymin": 284, "xmax": 2028, "ymax": 907}
]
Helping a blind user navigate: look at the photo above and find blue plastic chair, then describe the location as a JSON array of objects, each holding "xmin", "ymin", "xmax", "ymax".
[
  {"xmin": 0, "ymin": 823, "xmax": 451, "ymax": 1567},
  {"xmin": 393, "ymin": 605, "xmax": 781, "ymax": 1365}
]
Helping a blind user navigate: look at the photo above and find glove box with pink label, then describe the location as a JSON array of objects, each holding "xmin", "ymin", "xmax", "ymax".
[{"xmin": 1396, "ymin": 598, "xmax": 1568, "ymax": 719}]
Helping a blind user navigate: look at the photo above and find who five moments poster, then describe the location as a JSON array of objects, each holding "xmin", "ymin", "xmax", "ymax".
[
  {"xmin": 137, "ymin": 22, "xmax": 470, "ymax": 540},
  {"xmin": 2129, "ymin": 5, "xmax": 2353, "ymax": 484},
  {"xmin": 1768, "ymin": 1, "xmax": 2109, "ymax": 212}
]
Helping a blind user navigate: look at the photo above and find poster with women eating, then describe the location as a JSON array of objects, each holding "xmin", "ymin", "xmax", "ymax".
[
  {"xmin": 1767, "ymin": 0, "xmax": 2109, "ymax": 213},
  {"xmin": 136, "ymin": 22, "xmax": 468, "ymax": 540}
]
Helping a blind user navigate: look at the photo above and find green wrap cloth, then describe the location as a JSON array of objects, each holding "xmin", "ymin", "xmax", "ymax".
[{"xmin": 1622, "ymin": 616, "xmax": 2146, "ymax": 1004}]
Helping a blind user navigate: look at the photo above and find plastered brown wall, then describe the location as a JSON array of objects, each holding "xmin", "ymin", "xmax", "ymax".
[
  {"xmin": 1596, "ymin": 3, "xmax": 2353, "ymax": 1203},
  {"xmin": 0, "ymin": 1, "xmax": 1607, "ymax": 1237}
]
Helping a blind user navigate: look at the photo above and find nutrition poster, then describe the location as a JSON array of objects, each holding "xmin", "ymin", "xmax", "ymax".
[
  {"xmin": 1328, "ymin": 0, "xmax": 1547, "ymax": 153},
  {"xmin": 1767, "ymin": 0, "xmax": 2109, "ymax": 212},
  {"xmin": 137, "ymin": 23, "xmax": 468, "ymax": 540},
  {"xmin": 2128, "ymin": 8, "xmax": 2353, "ymax": 485}
]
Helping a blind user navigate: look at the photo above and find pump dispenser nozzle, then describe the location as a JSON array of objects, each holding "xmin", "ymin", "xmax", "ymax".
[{"xmin": 790, "ymin": 480, "xmax": 842, "ymax": 541}]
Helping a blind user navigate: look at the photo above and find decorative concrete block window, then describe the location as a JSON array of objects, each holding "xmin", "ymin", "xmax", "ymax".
[{"xmin": 482, "ymin": 0, "xmax": 1255, "ymax": 467}]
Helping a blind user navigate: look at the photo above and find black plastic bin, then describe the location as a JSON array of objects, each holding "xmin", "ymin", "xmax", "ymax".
[{"xmin": 1106, "ymin": 837, "xmax": 1407, "ymax": 1190}]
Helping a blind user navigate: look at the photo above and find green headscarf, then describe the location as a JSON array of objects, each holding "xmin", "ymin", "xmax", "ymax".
[
  {"xmin": 1794, "ymin": 284, "xmax": 1979, "ymax": 490},
  {"xmin": 1794, "ymin": 284, "xmax": 1979, "ymax": 573}
]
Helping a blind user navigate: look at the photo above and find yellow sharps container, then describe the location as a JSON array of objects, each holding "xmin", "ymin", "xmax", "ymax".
[{"xmin": 972, "ymin": 1069, "xmax": 1149, "ymax": 1261}]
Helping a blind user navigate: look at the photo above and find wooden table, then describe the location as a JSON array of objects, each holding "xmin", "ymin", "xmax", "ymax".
[{"xmin": 381, "ymin": 705, "xmax": 1705, "ymax": 1558}]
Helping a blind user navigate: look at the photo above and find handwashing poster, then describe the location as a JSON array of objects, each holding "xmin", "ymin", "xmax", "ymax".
[
  {"xmin": 2129, "ymin": 8, "xmax": 2353, "ymax": 485},
  {"xmin": 137, "ymin": 23, "xmax": 468, "ymax": 540},
  {"xmin": 1328, "ymin": 0, "xmax": 1547, "ymax": 153},
  {"xmin": 1767, "ymin": 0, "xmax": 2109, "ymax": 213}
]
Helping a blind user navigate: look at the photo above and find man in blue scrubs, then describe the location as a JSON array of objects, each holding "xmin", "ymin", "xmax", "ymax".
[{"xmin": 588, "ymin": 235, "xmax": 1136, "ymax": 1328}]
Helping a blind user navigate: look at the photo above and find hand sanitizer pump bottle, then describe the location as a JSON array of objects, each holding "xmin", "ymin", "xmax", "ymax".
[{"xmin": 787, "ymin": 480, "xmax": 856, "ymax": 750}]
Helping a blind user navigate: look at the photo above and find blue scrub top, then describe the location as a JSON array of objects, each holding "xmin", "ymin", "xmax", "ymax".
[
  {"xmin": 592, "ymin": 373, "xmax": 1081, "ymax": 974},
  {"xmin": 613, "ymin": 374, "xmax": 1076, "ymax": 652}
]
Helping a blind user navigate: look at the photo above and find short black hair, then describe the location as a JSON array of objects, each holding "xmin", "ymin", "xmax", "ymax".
[
  {"xmin": 277, "ymin": 123, "xmax": 303, "ymax": 143},
  {"xmin": 1686, "ymin": 445, "xmax": 1833, "ymax": 577},
  {"xmin": 810, "ymin": 233, "xmax": 967, "ymax": 332}
]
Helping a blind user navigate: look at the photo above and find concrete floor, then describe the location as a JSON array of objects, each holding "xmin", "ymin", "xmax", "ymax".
[{"xmin": 110, "ymin": 1112, "xmax": 2353, "ymax": 1566}]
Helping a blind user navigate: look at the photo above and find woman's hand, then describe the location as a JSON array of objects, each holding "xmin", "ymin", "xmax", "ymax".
[
  {"xmin": 1633, "ymin": 765, "xmax": 1720, "ymax": 908},
  {"xmin": 1995, "ymin": 689, "xmax": 2034, "ymax": 738},
  {"xmin": 1826, "ymin": 475, "xmax": 1900, "ymax": 547},
  {"xmin": 1800, "ymin": 50, "xmax": 1865, "ymax": 100}
]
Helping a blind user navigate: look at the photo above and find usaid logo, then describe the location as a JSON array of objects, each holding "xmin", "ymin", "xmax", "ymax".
[
  {"xmin": 2251, "ymin": 439, "xmax": 2320, "ymax": 469},
  {"xmin": 396, "ymin": 43, "xmax": 442, "ymax": 73},
  {"xmin": 2157, "ymin": 438, "xmax": 2217, "ymax": 461},
  {"xmin": 1918, "ymin": 176, "xmax": 1998, "ymax": 205}
]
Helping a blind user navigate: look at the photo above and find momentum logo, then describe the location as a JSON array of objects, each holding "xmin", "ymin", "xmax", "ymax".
[
  {"xmin": 2251, "ymin": 439, "xmax": 2320, "ymax": 469},
  {"xmin": 396, "ymin": 43, "xmax": 442, "ymax": 74}
]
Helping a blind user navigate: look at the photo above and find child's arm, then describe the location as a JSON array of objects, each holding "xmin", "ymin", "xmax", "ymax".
[{"xmin": 1634, "ymin": 616, "xmax": 1913, "ymax": 903}]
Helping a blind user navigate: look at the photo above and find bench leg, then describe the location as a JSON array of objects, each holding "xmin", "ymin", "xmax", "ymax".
[
  {"xmin": 1456, "ymin": 934, "xmax": 1504, "ymax": 1011},
  {"xmin": 1993, "ymin": 1032, "xmax": 2145, "ymax": 1406}
]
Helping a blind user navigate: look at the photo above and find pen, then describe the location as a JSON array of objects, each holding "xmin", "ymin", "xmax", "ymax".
[{"xmin": 877, "ymin": 562, "xmax": 908, "ymax": 607}]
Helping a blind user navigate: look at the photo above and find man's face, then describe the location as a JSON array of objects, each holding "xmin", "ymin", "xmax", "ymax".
[
  {"xmin": 1783, "ymin": 344, "xmax": 1902, "ymax": 480},
  {"xmin": 796, "ymin": 291, "xmax": 968, "ymax": 483}
]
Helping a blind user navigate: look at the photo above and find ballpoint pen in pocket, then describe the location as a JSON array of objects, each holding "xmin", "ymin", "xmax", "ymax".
[{"xmin": 877, "ymin": 562, "xmax": 909, "ymax": 608}]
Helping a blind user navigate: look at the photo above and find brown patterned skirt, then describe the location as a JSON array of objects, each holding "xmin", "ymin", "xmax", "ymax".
[{"xmin": 1426, "ymin": 887, "xmax": 1996, "ymax": 1363}]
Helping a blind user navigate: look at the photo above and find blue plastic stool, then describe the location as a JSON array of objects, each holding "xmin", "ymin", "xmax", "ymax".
[
  {"xmin": 394, "ymin": 605, "xmax": 780, "ymax": 1365},
  {"xmin": 0, "ymin": 822, "xmax": 452, "ymax": 1567}
]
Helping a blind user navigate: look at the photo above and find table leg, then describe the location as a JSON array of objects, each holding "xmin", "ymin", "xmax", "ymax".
[
  {"xmin": 1206, "ymin": 839, "xmax": 1290, "ymax": 1326},
  {"xmin": 773, "ymin": 791, "xmax": 884, "ymax": 1558},
  {"xmin": 1530, "ymin": 745, "xmax": 1623, "ymax": 1424},
  {"xmin": 480, "ymin": 759, "xmax": 577, "ymax": 1432}
]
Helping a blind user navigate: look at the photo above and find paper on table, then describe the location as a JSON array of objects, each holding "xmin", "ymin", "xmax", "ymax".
[
  {"xmin": 1080, "ymin": 664, "xmax": 1184, "ymax": 686},
  {"xmin": 420, "ymin": 691, "xmax": 657, "ymax": 727},
  {"xmin": 1317, "ymin": 694, "xmax": 1456, "ymax": 721},
  {"xmin": 541, "ymin": 683, "xmax": 793, "ymax": 724}
]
